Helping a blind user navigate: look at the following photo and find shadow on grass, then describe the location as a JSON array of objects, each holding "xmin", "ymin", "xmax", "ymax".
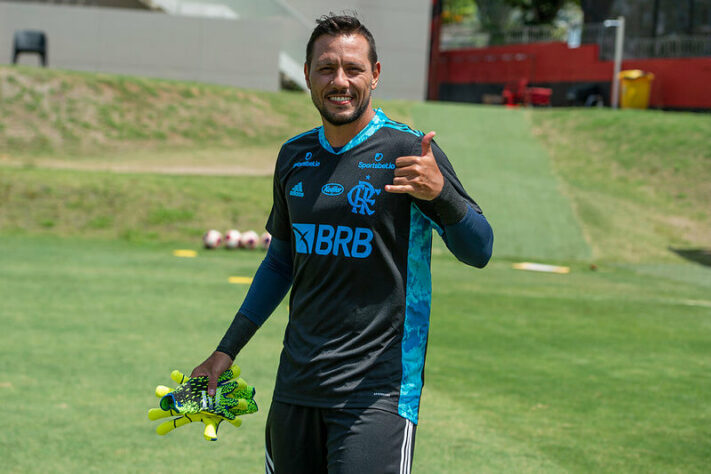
[{"xmin": 669, "ymin": 247, "xmax": 711, "ymax": 267}]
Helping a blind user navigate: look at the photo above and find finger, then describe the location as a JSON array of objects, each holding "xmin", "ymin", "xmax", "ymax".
[
  {"xmin": 207, "ymin": 374, "xmax": 218, "ymax": 397},
  {"xmin": 202, "ymin": 417, "xmax": 221, "ymax": 441},
  {"xmin": 394, "ymin": 156, "xmax": 419, "ymax": 168},
  {"xmin": 228, "ymin": 364, "xmax": 241, "ymax": 379},
  {"xmin": 421, "ymin": 131, "xmax": 436, "ymax": 157},
  {"xmin": 232, "ymin": 378, "xmax": 256, "ymax": 399},
  {"xmin": 171, "ymin": 369, "xmax": 188, "ymax": 385},
  {"xmin": 219, "ymin": 378, "xmax": 253, "ymax": 398},
  {"xmin": 384, "ymin": 184, "xmax": 416, "ymax": 194},
  {"xmin": 392, "ymin": 177, "xmax": 416, "ymax": 187},
  {"xmin": 148, "ymin": 407, "xmax": 180, "ymax": 420},
  {"xmin": 155, "ymin": 385, "xmax": 172, "ymax": 398},
  {"xmin": 393, "ymin": 166, "xmax": 419, "ymax": 178},
  {"xmin": 156, "ymin": 414, "xmax": 197, "ymax": 436},
  {"xmin": 228, "ymin": 398, "xmax": 259, "ymax": 416},
  {"xmin": 190, "ymin": 366, "xmax": 207, "ymax": 378},
  {"xmin": 217, "ymin": 365, "xmax": 240, "ymax": 385}
]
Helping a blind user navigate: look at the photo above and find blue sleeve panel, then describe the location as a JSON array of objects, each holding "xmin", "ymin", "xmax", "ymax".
[
  {"xmin": 238, "ymin": 237, "xmax": 293, "ymax": 326},
  {"xmin": 441, "ymin": 205, "xmax": 494, "ymax": 268},
  {"xmin": 215, "ymin": 237, "xmax": 293, "ymax": 358}
]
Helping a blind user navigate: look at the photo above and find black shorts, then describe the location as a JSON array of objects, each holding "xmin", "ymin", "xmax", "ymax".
[{"xmin": 265, "ymin": 400, "xmax": 416, "ymax": 474}]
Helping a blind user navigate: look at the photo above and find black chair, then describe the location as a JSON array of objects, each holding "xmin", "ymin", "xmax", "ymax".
[{"xmin": 13, "ymin": 30, "xmax": 48, "ymax": 66}]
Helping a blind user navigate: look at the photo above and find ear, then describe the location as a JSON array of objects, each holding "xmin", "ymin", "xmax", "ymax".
[
  {"xmin": 303, "ymin": 63, "xmax": 311, "ymax": 90},
  {"xmin": 371, "ymin": 62, "xmax": 381, "ymax": 90}
]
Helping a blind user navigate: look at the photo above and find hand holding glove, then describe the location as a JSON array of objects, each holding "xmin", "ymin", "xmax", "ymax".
[{"xmin": 148, "ymin": 365, "xmax": 257, "ymax": 441}]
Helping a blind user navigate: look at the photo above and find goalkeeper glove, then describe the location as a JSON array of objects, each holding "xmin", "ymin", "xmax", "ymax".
[{"xmin": 148, "ymin": 365, "xmax": 257, "ymax": 441}]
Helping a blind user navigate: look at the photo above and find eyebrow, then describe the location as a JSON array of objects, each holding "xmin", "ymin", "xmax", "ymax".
[{"xmin": 314, "ymin": 58, "xmax": 366, "ymax": 68}]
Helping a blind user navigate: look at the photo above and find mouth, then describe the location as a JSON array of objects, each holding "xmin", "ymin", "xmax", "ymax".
[{"xmin": 326, "ymin": 94, "xmax": 354, "ymax": 106}]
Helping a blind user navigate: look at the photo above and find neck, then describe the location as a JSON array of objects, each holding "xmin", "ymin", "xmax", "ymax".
[{"xmin": 322, "ymin": 107, "xmax": 376, "ymax": 148}]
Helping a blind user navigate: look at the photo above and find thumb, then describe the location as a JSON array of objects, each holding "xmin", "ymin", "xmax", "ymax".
[{"xmin": 421, "ymin": 131, "xmax": 436, "ymax": 157}]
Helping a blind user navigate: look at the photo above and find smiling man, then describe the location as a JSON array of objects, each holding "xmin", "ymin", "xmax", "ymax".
[{"xmin": 190, "ymin": 13, "xmax": 493, "ymax": 474}]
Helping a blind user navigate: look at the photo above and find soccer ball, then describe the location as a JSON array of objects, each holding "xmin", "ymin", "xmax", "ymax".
[
  {"xmin": 240, "ymin": 230, "xmax": 259, "ymax": 249},
  {"xmin": 223, "ymin": 230, "xmax": 242, "ymax": 249},
  {"xmin": 260, "ymin": 232, "xmax": 272, "ymax": 250},
  {"xmin": 202, "ymin": 230, "xmax": 222, "ymax": 249}
]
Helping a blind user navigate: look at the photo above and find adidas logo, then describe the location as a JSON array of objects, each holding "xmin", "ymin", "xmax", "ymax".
[{"xmin": 290, "ymin": 182, "xmax": 304, "ymax": 197}]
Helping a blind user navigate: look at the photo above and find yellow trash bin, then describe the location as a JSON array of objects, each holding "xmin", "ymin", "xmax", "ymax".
[{"xmin": 618, "ymin": 70, "xmax": 655, "ymax": 109}]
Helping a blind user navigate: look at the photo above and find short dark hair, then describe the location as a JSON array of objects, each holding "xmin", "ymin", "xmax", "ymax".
[{"xmin": 305, "ymin": 13, "xmax": 378, "ymax": 69}]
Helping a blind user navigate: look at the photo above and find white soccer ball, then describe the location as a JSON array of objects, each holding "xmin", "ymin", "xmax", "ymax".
[
  {"xmin": 240, "ymin": 230, "xmax": 259, "ymax": 249},
  {"xmin": 202, "ymin": 229, "xmax": 222, "ymax": 249},
  {"xmin": 260, "ymin": 232, "xmax": 272, "ymax": 250},
  {"xmin": 223, "ymin": 229, "xmax": 242, "ymax": 249}
]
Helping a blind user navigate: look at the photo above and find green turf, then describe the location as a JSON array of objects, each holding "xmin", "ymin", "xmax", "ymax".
[
  {"xmin": 1, "ymin": 236, "xmax": 709, "ymax": 473},
  {"xmin": 413, "ymin": 102, "xmax": 591, "ymax": 261}
]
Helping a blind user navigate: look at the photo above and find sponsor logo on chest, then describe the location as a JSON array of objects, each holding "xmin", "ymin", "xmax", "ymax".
[
  {"xmin": 292, "ymin": 223, "xmax": 373, "ymax": 258},
  {"xmin": 358, "ymin": 152, "xmax": 395, "ymax": 170},
  {"xmin": 293, "ymin": 151, "xmax": 320, "ymax": 168},
  {"xmin": 321, "ymin": 183, "xmax": 344, "ymax": 196}
]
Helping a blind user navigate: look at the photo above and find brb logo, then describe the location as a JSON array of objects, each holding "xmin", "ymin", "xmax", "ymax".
[
  {"xmin": 292, "ymin": 223, "xmax": 373, "ymax": 258},
  {"xmin": 348, "ymin": 181, "xmax": 380, "ymax": 215}
]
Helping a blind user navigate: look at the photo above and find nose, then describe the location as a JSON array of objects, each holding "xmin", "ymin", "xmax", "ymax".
[{"xmin": 331, "ymin": 67, "xmax": 348, "ymax": 88}]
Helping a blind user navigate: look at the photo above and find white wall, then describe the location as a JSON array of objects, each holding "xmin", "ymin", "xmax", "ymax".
[
  {"xmin": 0, "ymin": 2, "xmax": 281, "ymax": 90},
  {"xmin": 0, "ymin": 1, "xmax": 431, "ymax": 100}
]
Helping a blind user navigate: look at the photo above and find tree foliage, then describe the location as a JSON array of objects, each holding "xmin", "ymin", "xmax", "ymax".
[
  {"xmin": 442, "ymin": 0, "xmax": 579, "ymax": 27},
  {"xmin": 504, "ymin": 0, "xmax": 577, "ymax": 25}
]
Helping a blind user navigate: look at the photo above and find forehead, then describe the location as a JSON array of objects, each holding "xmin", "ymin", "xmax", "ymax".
[{"xmin": 311, "ymin": 34, "xmax": 371, "ymax": 65}]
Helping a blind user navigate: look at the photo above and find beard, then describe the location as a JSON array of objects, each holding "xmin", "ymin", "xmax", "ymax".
[{"xmin": 311, "ymin": 89, "xmax": 372, "ymax": 126}]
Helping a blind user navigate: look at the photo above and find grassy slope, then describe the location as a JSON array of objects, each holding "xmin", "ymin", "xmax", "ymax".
[
  {"xmin": 0, "ymin": 65, "xmax": 318, "ymax": 156},
  {"xmin": 0, "ymin": 65, "xmax": 412, "ymax": 241},
  {"xmin": 531, "ymin": 108, "xmax": 711, "ymax": 262},
  {"xmin": 0, "ymin": 167, "xmax": 273, "ymax": 243}
]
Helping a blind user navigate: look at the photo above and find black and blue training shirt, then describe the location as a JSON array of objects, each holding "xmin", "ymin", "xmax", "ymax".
[{"xmin": 257, "ymin": 108, "xmax": 490, "ymax": 424}]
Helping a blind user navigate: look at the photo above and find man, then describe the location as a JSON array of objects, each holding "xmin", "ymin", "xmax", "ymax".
[{"xmin": 191, "ymin": 13, "xmax": 493, "ymax": 474}]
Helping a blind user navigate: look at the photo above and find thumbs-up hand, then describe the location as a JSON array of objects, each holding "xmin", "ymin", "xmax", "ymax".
[{"xmin": 384, "ymin": 131, "xmax": 444, "ymax": 201}]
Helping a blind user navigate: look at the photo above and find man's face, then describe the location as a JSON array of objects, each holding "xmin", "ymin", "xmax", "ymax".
[{"xmin": 305, "ymin": 34, "xmax": 380, "ymax": 126}]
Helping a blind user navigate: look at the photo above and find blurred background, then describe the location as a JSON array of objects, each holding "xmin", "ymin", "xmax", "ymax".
[{"xmin": 3, "ymin": 0, "xmax": 711, "ymax": 108}]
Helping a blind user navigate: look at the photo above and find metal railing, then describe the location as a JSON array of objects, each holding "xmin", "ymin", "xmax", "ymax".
[
  {"xmin": 625, "ymin": 35, "xmax": 711, "ymax": 58},
  {"xmin": 441, "ymin": 23, "xmax": 566, "ymax": 50},
  {"xmin": 442, "ymin": 21, "xmax": 711, "ymax": 59}
]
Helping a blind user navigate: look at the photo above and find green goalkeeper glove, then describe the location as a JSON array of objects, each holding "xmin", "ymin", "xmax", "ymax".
[
  {"xmin": 159, "ymin": 365, "xmax": 256, "ymax": 420},
  {"xmin": 148, "ymin": 365, "xmax": 258, "ymax": 441}
]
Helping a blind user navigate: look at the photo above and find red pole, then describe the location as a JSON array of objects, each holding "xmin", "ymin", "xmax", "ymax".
[{"xmin": 427, "ymin": 0, "xmax": 442, "ymax": 100}]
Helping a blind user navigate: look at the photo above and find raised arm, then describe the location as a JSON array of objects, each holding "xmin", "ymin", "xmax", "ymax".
[{"xmin": 386, "ymin": 131, "xmax": 493, "ymax": 268}]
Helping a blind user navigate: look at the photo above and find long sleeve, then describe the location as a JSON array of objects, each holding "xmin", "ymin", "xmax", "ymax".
[
  {"xmin": 216, "ymin": 237, "xmax": 293, "ymax": 358},
  {"xmin": 440, "ymin": 204, "xmax": 493, "ymax": 268}
]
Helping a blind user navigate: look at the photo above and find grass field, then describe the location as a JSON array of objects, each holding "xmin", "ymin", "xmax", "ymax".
[{"xmin": 1, "ymin": 67, "xmax": 710, "ymax": 472}]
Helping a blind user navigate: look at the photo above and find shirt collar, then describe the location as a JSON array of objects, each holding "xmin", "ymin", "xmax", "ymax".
[{"xmin": 318, "ymin": 108, "xmax": 387, "ymax": 155}]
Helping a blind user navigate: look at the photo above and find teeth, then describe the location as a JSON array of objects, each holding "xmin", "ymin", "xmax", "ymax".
[{"xmin": 330, "ymin": 96, "xmax": 351, "ymax": 102}]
